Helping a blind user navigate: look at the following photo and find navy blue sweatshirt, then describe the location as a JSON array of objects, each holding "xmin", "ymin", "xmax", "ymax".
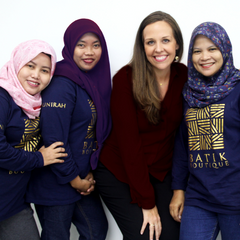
[
  {"xmin": 172, "ymin": 81, "xmax": 240, "ymax": 214},
  {"xmin": 0, "ymin": 87, "xmax": 43, "ymax": 221},
  {"xmin": 26, "ymin": 76, "xmax": 96, "ymax": 205}
]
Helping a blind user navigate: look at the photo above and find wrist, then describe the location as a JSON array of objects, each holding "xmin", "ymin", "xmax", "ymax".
[
  {"xmin": 70, "ymin": 176, "xmax": 81, "ymax": 189},
  {"xmin": 173, "ymin": 189, "xmax": 185, "ymax": 198}
]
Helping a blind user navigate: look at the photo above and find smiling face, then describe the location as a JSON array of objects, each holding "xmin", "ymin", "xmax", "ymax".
[
  {"xmin": 143, "ymin": 21, "xmax": 179, "ymax": 75},
  {"xmin": 17, "ymin": 53, "xmax": 52, "ymax": 96},
  {"xmin": 192, "ymin": 35, "xmax": 223, "ymax": 77},
  {"xmin": 73, "ymin": 32, "xmax": 102, "ymax": 72}
]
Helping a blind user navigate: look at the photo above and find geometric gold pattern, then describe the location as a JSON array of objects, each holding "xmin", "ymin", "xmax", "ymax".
[
  {"xmin": 14, "ymin": 117, "xmax": 41, "ymax": 152},
  {"xmin": 186, "ymin": 104, "xmax": 225, "ymax": 151},
  {"xmin": 85, "ymin": 100, "xmax": 97, "ymax": 139}
]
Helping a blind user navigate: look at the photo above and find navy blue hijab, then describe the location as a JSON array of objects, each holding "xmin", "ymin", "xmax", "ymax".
[{"xmin": 183, "ymin": 22, "xmax": 240, "ymax": 107}]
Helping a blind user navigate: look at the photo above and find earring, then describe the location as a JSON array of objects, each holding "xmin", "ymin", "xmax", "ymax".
[{"xmin": 175, "ymin": 56, "xmax": 179, "ymax": 61}]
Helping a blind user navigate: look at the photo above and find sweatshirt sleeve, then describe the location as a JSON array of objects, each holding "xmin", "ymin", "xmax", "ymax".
[
  {"xmin": 40, "ymin": 76, "xmax": 79, "ymax": 184},
  {"xmin": 0, "ymin": 89, "xmax": 43, "ymax": 171},
  {"xmin": 110, "ymin": 66, "xmax": 155, "ymax": 209},
  {"xmin": 171, "ymin": 115, "xmax": 189, "ymax": 190}
]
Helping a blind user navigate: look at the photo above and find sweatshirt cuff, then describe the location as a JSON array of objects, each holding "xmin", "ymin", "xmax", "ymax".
[
  {"xmin": 172, "ymin": 181, "xmax": 187, "ymax": 191},
  {"xmin": 35, "ymin": 151, "xmax": 44, "ymax": 168},
  {"xmin": 55, "ymin": 169, "xmax": 80, "ymax": 185}
]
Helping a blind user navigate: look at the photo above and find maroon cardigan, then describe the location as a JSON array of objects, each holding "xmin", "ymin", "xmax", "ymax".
[{"xmin": 99, "ymin": 62, "xmax": 187, "ymax": 209}]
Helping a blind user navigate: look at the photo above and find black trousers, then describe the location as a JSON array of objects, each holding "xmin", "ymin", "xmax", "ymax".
[{"xmin": 94, "ymin": 162, "xmax": 180, "ymax": 240}]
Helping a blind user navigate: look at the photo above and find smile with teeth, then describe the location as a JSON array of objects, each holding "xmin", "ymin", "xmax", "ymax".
[
  {"xmin": 154, "ymin": 56, "xmax": 168, "ymax": 62},
  {"xmin": 201, "ymin": 63, "xmax": 214, "ymax": 68},
  {"xmin": 28, "ymin": 80, "xmax": 39, "ymax": 86}
]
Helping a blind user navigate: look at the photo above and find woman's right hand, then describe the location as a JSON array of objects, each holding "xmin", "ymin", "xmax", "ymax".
[
  {"xmin": 38, "ymin": 142, "xmax": 67, "ymax": 166},
  {"xmin": 169, "ymin": 190, "xmax": 185, "ymax": 222},
  {"xmin": 140, "ymin": 206, "xmax": 161, "ymax": 240},
  {"xmin": 78, "ymin": 172, "xmax": 96, "ymax": 195}
]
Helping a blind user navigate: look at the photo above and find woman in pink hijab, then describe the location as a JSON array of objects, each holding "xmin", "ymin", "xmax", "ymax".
[{"xmin": 0, "ymin": 39, "xmax": 67, "ymax": 240}]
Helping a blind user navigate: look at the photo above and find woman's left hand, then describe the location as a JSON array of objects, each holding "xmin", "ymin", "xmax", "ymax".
[
  {"xmin": 140, "ymin": 206, "xmax": 161, "ymax": 240},
  {"xmin": 78, "ymin": 172, "xmax": 96, "ymax": 195}
]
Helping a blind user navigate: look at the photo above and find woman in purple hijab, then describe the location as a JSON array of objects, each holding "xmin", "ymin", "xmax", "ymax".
[{"xmin": 27, "ymin": 19, "xmax": 111, "ymax": 240}]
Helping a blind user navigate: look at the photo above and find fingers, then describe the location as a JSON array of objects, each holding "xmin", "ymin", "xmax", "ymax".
[
  {"xmin": 171, "ymin": 202, "xmax": 184, "ymax": 222},
  {"xmin": 44, "ymin": 141, "xmax": 68, "ymax": 157},
  {"xmin": 79, "ymin": 186, "xmax": 94, "ymax": 195},
  {"xmin": 79, "ymin": 191, "xmax": 91, "ymax": 196},
  {"xmin": 140, "ymin": 221, "xmax": 147, "ymax": 236},
  {"xmin": 82, "ymin": 179, "xmax": 92, "ymax": 192},
  {"xmin": 179, "ymin": 204, "xmax": 184, "ymax": 221},
  {"xmin": 51, "ymin": 159, "xmax": 65, "ymax": 164},
  {"xmin": 154, "ymin": 220, "xmax": 161, "ymax": 240},
  {"xmin": 88, "ymin": 178, "xmax": 96, "ymax": 185},
  {"xmin": 80, "ymin": 179, "xmax": 96, "ymax": 195},
  {"xmin": 55, "ymin": 151, "xmax": 68, "ymax": 158},
  {"xmin": 170, "ymin": 206, "xmax": 181, "ymax": 222},
  {"xmin": 50, "ymin": 141, "xmax": 64, "ymax": 149},
  {"xmin": 141, "ymin": 207, "xmax": 161, "ymax": 240},
  {"xmin": 87, "ymin": 183, "xmax": 95, "ymax": 192},
  {"xmin": 84, "ymin": 183, "xmax": 95, "ymax": 193},
  {"xmin": 84, "ymin": 172, "xmax": 94, "ymax": 180},
  {"xmin": 149, "ymin": 223, "xmax": 154, "ymax": 240},
  {"xmin": 145, "ymin": 222, "xmax": 161, "ymax": 240},
  {"xmin": 52, "ymin": 146, "xmax": 66, "ymax": 153},
  {"xmin": 169, "ymin": 190, "xmax": 185, "ymax": 222},
  {"xmin": 169, "ymin": 204, "xmax": 178, "ymax": 222},
  {"xmin": 49, "ymin": 145, "xmax": 67, "ymax": 158}
]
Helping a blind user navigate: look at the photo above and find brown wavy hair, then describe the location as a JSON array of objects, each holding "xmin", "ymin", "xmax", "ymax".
[{"xmin": 130, "ymin": 11, "xmax": 183, "ymax": 124}]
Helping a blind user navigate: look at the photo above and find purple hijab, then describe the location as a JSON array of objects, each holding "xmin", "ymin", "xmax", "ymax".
[
  {"xmin": 183, "ymin": 22, "xmax": 240, "ymax": 107},
  {"xmin": 54, "ymin": 19, "xmax": 112, "ymax": 169}
]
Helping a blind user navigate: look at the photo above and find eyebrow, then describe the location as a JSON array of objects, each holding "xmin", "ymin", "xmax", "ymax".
[
  {"xmin": 193, "ymin": 45, "xmax": 216, "ymax": 49},
  {"xmin": 29, "ymin": 60, "xmax": 51, "ymax": 70},
  {"xmin": 145, "ymin": 35, "xmax": 171, "ymax": 40},
  {"xmin": 208, "ymin": 45, "xmax": 217, "ymax": 48},
  {"xmin": 78, "ymin": 40, "xmax": 100, "ymax": 43}
]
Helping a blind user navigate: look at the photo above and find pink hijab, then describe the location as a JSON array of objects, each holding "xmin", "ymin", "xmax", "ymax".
[{"xmin": 0, "ymin": 39, "xmax": 56, "ymax": 119}]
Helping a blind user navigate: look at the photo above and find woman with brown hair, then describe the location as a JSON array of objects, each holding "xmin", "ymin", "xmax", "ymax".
[{"xmin": 94, "ymin": 11, "xmax": 187, "ymax": 240}]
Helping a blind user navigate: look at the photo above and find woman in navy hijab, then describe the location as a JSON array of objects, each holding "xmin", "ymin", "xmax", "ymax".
[{"xmin": 170, "ymin": 22, "xmax": 240, "ymax": 240}]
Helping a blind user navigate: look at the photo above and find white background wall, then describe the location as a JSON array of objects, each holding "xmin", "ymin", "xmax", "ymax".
[{"xmin": 1, "ymin": 0, "xmax": 239, "ymax": 239}]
